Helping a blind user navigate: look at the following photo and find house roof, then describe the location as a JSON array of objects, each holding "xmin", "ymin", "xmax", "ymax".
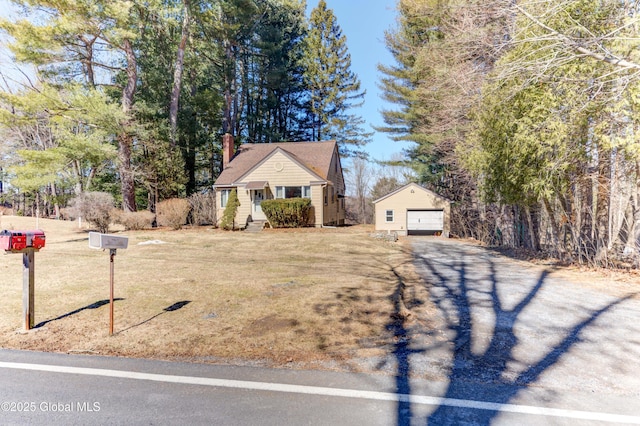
[
  {"xmin": 372, "ymin": 182, "xmax": 452, "ymax": 204},
  {"xmin": 214, "ymin": 140, "xmax": 338, "ymax": 186}
]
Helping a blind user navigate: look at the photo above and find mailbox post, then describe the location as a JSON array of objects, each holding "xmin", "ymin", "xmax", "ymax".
[
  {"xmin": 89, "ymin": 232, "xmax": 128, "ymax": 335},
  {"xmin": 23, "ymin": 248, "xmax": 35, "ymax": 330},
  {"xmin": 0, "ymin": 230, "xmax": 46, "ymax": 330}
]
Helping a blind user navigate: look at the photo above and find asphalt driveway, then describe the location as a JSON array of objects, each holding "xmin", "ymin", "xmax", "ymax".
[{"xmin": 400, "ymin": 238, "xmax": 640, "ymax": 425}]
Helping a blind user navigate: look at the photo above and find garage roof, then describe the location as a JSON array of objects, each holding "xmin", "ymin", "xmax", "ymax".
[{"xmin": 372, "ymin": 182, "xmax": 451, "ymax": 204}]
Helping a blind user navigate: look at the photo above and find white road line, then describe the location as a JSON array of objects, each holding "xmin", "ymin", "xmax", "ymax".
[{"xmin": 1, "ymin": 361, "xmax": 639, "ymax": 424}]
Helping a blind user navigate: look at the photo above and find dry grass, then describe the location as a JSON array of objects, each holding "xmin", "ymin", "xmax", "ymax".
[{"xmin": 0, "ymin": 216, "xmax": 434, "ymax": 371}]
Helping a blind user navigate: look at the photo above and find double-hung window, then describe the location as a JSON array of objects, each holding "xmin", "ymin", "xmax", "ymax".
[{"xmin": 385, "ymin": 210, "xmax": 394, "ymax": 223}]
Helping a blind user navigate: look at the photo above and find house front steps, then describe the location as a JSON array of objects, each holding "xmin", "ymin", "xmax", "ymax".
[{"xmin": 244, "ymin": 220, "xmax": 266, "ymax": 233}]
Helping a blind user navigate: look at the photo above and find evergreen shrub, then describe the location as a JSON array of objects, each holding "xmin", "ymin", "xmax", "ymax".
[
  {"xmin": 220, "ymin": 189, "xmax": 240, "ymax": 230},
  {"xmin": 261, "ymin": 198, "xmax": 311, "ymax": 228}
]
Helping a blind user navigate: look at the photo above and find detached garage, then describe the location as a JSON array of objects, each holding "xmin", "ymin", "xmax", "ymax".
[{"xmin": 373, "ymin": 183, "xmax": 451, "ymax": 237}]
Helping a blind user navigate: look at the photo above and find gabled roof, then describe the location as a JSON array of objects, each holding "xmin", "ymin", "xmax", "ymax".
[
  {"xmin": 372, "ymin": 182, "xmax": 452, "ymax": 204},
  {"xmin": 214, "ymin": 140, "xmax": 338, "ymax": 186}
]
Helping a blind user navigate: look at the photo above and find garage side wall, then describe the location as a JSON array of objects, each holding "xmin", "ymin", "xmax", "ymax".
[{"xmin": 374, "ymin": 185, "xmax": 450, "ymax": 237}]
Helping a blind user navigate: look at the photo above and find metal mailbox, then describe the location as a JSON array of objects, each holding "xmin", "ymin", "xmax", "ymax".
[
  {"xmin": 0, "ymin": 229, "xmax": 46, "ymax": 252},
  {"xmin": 88, "ymin": 232, "xmax": 129, "ymax": 250}
]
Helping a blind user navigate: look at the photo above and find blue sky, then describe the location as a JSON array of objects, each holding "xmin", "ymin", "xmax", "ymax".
[
  {"xmin": 308, "ymin": 0, "xmax": 411, "ymax": 161},
  {"xmin": 0, "ymin": 0, "xmax": 411, "ymax": 161}
]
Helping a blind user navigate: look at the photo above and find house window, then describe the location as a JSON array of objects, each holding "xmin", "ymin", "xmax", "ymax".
[
  {"xmin": 385, "ymin": 210, "xmax": 394, "ymax": 223},
  {"xmin": 220, "ymin": 189, "xmax": 231, "ymax": 208},
  {"xmin": 275, "ymin": 186, "xmax": 311, "ymax": 199}
]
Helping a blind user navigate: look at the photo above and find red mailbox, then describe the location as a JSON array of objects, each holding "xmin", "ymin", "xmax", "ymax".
[{"xmin": 0, "ymin": 230, "xmax": 46, "ymax": 252}]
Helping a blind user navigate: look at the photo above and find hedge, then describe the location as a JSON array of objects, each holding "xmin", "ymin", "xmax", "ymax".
[{"xmin": 261, "ymin": 198, "xmax": 311, "ymax": 228}]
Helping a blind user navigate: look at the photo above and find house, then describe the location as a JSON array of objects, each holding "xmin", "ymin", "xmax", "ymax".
[
  {"xmin": 373, "ymin": 182, "xmax": 451, "ymax": 237},
  {"xmin": 213, "ymin": 135, "xmax": 346, "ymax": 228}
]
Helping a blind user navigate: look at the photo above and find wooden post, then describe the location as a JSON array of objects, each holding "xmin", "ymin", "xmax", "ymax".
[
  {"xmin": 22, "ymin": 248, "xmax": 35, "ymax": 330},
  {"xmin": 109, "ymin": 249, "xmax": 116, "ymax": 335}
]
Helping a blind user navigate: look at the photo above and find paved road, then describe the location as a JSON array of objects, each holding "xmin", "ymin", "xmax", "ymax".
[
  {"xmin": 1, "ymin": 346, "xmax": 639, "ymax": 426},
  {"xmin": 0, "ymin": 238, "xmax": 639, "ymax": 425}
]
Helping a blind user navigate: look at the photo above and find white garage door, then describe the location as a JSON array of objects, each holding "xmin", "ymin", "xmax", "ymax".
[{"xmin": 407, "ymin": 210, "xmax": 444, "ymax": 232}]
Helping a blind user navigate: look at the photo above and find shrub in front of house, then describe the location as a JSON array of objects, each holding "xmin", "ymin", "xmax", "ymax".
[
  {"xmin": 220, "ymin": 188, "xmax": 240, "ymax": 230},
  {"xmin": 261, "ymin": 198, "xmax": 311, "ymax": 228},
  {"xmin": 68, "ymin": 191, "xmax": 114, "ymax": 233},
  {"xmin": 113, "ymin": 209, "xmax": 155, "ymax": 230},
  {"xmin": 189, "ymin": 191, "xmax": 217, "ymax": 226},
  {"xmin": 157, "ymin": 198, "xmax": 191, "ymax": 229}
]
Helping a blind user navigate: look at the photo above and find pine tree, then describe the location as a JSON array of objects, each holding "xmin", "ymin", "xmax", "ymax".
[
  {"xmin": 302, "ymin": 0, "xmax": 370, "ymax": 156},
  {"xmin": 244, "ymin": 0, "xmax": 308, "ymax": 143},
  {"xmin": 0, "ymin": 0, "xmax": 149, "ymax": 211}
]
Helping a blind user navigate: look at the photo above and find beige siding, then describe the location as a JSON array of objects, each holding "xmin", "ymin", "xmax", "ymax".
[
  {"xmin": 235, "ymin": 190, "xmax": 252, "ymax": 227},
  {"xmin": 374, "ymin": 184, "xmax": 451, "ymax": 236},
  {"xmin": 232, "ymin": 152, "xmax": 325, "ymax": 227},
  {"xmin": 324, "ymin": 149, "xmax": 345, "ymax": 225},
  {"xmin": 215, "ymin": 188, "xmax": 250, "ymax": 229},
  {"xmin": 215, "ymin": 189, "xmax": 226, "ymax": 227},
  {"xmin": 217, "ymin": 149, "xmax": 347, "ymax": 228},
  {"xmin": 322, "ymin": 184, "xmax": 343, "ymax": 226},
  {"xmin": 243, "ymin": 152, "xmax": 319, "ymax": 186},
  {"xmin": 311, "ymin": 183, "xmax": 324, "ymax": 226}
]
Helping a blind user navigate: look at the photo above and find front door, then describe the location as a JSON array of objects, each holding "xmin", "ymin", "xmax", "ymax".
[{"xmin": 253, "ymin": 190, "xmax": 266, "ymax": 220}]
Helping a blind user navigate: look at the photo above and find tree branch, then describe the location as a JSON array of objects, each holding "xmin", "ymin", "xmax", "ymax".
[{"xmin": 514, "ymin": 3, "xmax": 640, "ymax": 70}]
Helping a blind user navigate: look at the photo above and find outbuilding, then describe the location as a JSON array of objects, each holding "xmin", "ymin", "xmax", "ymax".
[{"xmin": 373, "ymin": 182, "xmax": 451, "ymax": 237}]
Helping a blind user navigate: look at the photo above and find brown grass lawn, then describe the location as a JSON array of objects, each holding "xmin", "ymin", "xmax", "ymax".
[{"xmin": 0, "ymin": 215, "xmax": 434, "ymax": 371}]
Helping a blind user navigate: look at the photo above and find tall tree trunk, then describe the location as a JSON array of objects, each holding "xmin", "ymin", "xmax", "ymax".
[
  {"xmin": 72, "ymin": 160, "xmax": 83, "ymax": 195},
  {"xmin": 119, "ymin": 38, "xmax": 138, "ymax": 212},
  {"xmin": 543, "ymin": 197, "xmax": 570, "ymax": 262},
  {"xmin": 524, "ymin": 204, "xmax": 540, "ymax": 251},
  {"xmin": 118, "ymin": 134, "xmax": 136, "ymax": 212},
  {"xmin": 223, "ymin": 42, "xmax": 234, "ymax": 135},
  {"xmin": 632, "ymin": 160, "xmax": 640, "ymax": 266},
  {"xmin": 595, "ymin": 146, "xmax": 611, "ymax": 263},
  {"xmin": 578, "ymin": 172, "xmax": 596, "ymax": 260},
  {"xmin": 50, "ymin": 182, "xmax": 60, "ymax": 219},
  {"xmin": 169, "ymin": 0, "xmax": 190, "ymax": 147}
]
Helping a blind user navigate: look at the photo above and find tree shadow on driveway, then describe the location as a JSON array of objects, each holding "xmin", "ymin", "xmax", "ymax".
[{"xmin": 409, "ymin": 240, "xmax": 636, "ymax": 425}]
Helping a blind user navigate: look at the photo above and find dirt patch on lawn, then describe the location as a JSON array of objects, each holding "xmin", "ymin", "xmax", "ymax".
[{"xmin": 243, "ymin": 315, "xmax": 300, "ymax": 337}]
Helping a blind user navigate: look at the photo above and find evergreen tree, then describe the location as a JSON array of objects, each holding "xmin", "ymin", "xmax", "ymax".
[
  {"xmin": 467, "ymin": 0, "xmax": 640, "ymax": 263},
  {"xmin": 302, "ymin": 0, "xmax": 370, "ymax": 156},
  {"xmin": 0, "ymin": 0, "xmax": 154, "ymax": 211},
  {"xmin": 0, "ymin": 83, "xmax": 120, "ymax": 214}
]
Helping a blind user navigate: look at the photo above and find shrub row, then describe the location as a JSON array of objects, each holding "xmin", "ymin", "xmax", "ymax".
[
  {"xmin": 261, "ymin": 198, "xmax": 311, "ymax": 228},
  {"xmin": 64, "ymin": 191, "xmax": 216, "ymax": 232}
]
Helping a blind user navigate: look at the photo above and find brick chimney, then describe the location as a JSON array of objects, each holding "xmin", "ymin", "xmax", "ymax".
[{"xmin": 222, "ymin": 133, "xmax": 234, "ymax": 170}]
